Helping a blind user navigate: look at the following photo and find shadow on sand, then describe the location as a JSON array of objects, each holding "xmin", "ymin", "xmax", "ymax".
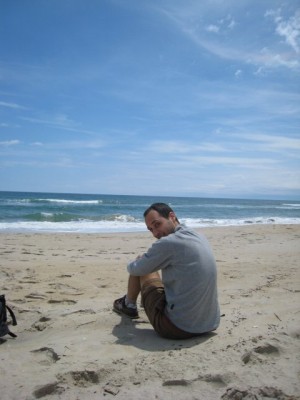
[{"xmin": 112, "ymin": 315, "xmax": 216, "ymax": 352}]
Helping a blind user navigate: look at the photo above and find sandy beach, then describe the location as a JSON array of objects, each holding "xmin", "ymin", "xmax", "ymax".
[{"xmin": 1, "ymin": 225, "xmax": 299, "ymax": 400}]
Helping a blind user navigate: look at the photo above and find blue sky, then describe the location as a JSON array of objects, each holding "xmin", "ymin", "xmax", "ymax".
[{"xmin": 0, "ymin": 0, "xmax": 299, "ymax": 199}]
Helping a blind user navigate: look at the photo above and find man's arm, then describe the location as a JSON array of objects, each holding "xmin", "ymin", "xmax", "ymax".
[{"xmin": 127, "ymin": 240, "xmax": 172, "ymax": 276}]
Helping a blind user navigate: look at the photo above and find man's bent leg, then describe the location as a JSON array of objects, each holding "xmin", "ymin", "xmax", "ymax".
[
  {"xmin": 113, "ymin": 273, "xmax": 160, "ymax": 319},
  {"xmin": 140, "ymin": 272, "xmax": 161, "ymax": 289},
  {"xmin": 141, "ymin": 274, "xmax": 197, "ymax": 340},
  {"xmin": 113, "ymin": 275, "xmax": 141, "ymax": 319},
  {"xmin": 127, "ymin": 275, "xmax": 141, "ymax": 304}
]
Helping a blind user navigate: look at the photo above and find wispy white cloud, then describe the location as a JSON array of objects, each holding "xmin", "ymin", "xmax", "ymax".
[
  {"xmin": 143, "ymin": 134, "xmax": 300, "ymax": 172},
  {"xmin": 0, "ymin": 158, "xmax": 90, "ymax": 169},
  {"xmin": 232, "ymin": 133, "xmax": 300, "ymax": 151},
  {"xmin": 156, "ymin": 3, "xmax": 299, "ymax": 70},
  {"xmin": 48, "ymin": 140, "xmax": 106, "ymax": 150},
  {"xmin": 206, "ymin": 14, "xmax": 236, "ymax": 33},
  {"xmin": 21, "ymin": 114, "xmax": 76, "ymax": 128},
  {"xmin": 0, "ymin": 101, "xmax": 27, "ymax": 110},
  {"xmin": 148, "ymin": 140, "xmax": 228, "ymax": 154},
  {"xmin": 206, "ymin": 24, "xmax": 219, "ymax": 33},
  {"xmin": 30, "ymin": 142, "xmax": 43, "ymax": 146},
  {"xmin": 255, "ymin": 48, "xmax": 299, "ymax": 70},
  {"xmin": 266, "ymin": 8, "xmax": 300, "ymax": 53},
  {"xmin": 0, "ymin": 122, "xmax": 21, "ymax": 128},
  {"xmin": 227, "ymin": 18, "xmax": 236, "ymax": 30},
  {"xmin": 0, "ymin": 140, "xmax": 21, "ymax": 146},
  {"xmin": 179, "ymin": 155, "xmax": 276, "ymax": 168},
  {"xmin": 20, "ymin": 115, "xmax": 98, "ymax": 136}
]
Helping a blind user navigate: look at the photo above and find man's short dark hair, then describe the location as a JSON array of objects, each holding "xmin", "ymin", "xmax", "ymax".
[{"xmin": 143, "ymin": 203, "xmax": 179, "ymax": 222}]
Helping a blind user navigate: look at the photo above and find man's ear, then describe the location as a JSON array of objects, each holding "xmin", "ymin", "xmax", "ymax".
[{"xmin": 169, "ymin": 211, "xmax": 176, "ymax": 221}]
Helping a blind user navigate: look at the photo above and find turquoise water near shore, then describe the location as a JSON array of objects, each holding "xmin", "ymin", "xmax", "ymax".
[{"xmin": 0, "ymin": 191, "xmax": 299, "ymax": 233}]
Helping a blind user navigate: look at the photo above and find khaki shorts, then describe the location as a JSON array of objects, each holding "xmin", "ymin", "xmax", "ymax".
[{"xmin": 141, "ymin": 278, "xmax": 198, "ymax": 340}]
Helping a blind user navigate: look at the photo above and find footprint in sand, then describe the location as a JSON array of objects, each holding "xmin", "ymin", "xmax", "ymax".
[
  {"xmin": 25, "ymin": 293, "xmax": 47, "ymax": 300},
  {"xmin": 32, "ymin": 382, "xmax": 63, "ymax": 399},
  {"xmin": 57, "ymin": 370, "xmax": 100, "ymax": 387},
  {"xmin": 221, "ymin": 386, "xmax": 297, "ymax": 399},
  {"xmin": 241, "ymin": 341, "xmax": 280, "ymax": 365},
  {"xmin": 197, "ymin": 373, "xmax": 228, "ymax": 388},
  {"xmin": 48, "ymin": 299, "xmax": 77, "ymax": 305},
  {"xmin": 163, "ymin": 373, "xmax": 229, "ymax": 389},
  {"xmin": 48, "ymin": 282, "xmax": 83, "ymax": 296},
  {"xmin": 31, "ymin": 346, "xmax": 60, "ymax": 365},
  {"xmin": 31, "ymin": 316, "xmax": 52, "ymax": 331},
  {"xmin": 253, "ymin": 342, "xmax": 279, "ymax": 355}
]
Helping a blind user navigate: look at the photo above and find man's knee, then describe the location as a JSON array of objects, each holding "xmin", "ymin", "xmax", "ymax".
[{"xmin": 140, "ymin": 272, "xmax": 161, "ymax": 289}]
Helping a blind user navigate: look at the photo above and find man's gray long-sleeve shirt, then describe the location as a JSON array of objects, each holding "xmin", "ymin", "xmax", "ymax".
[{"xmin": 127, "ymin": 225, "xmax": 220, "ymax": 334}]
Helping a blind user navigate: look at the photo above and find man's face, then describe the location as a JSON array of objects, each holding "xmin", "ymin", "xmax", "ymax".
[{"xmin": 145, "ymin": 209, "xmax": 178, "ymax": 239}]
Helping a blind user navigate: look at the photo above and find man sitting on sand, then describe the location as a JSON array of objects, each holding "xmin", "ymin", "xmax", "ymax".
[{"xmin": 113, "ymin": 203, "xmax": 220, "ymax": 339}]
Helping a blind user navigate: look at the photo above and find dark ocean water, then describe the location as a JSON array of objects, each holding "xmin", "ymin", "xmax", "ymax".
[{"xmin": 0, "ymin": 191, "xmax": 299, "ymax": 233}]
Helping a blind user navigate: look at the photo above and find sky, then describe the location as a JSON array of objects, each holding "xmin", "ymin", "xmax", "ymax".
[{"xmin": 0, "ymin": 0, "xmax": 299, "ymax": 200}]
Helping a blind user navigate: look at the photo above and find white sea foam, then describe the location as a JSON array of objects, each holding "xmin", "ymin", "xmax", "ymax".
[
  {"xmin": 0, "ymin": 220, "xmax": 146, "ymax": 233},
  {"xmin": 282, "ymin": 203, "xmax": 300, "ymax": 208},
  {"xmin": 41, "ymin": 199, "xmax": 102, "ymax": 204},
  {"xmin": 181, "ymin": 217, "xmax": 300, "ymax": 228},
  {"xmin": 1, "ymin": 198, "xmax": 103, "ymax": 205},
  {"xmin": 0, "ymin": 217, "xmax": 299, "ymax": 233}
]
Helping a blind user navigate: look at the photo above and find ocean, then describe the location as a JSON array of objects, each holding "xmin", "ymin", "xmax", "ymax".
[{"xmin": 0, "ymin": 191, "xmax": 299, "ymax": 233}]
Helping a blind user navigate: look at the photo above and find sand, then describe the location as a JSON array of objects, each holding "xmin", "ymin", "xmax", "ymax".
[{"xmin": 0, "ymin": 225, "xmax": 299, "ymax": 400}]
